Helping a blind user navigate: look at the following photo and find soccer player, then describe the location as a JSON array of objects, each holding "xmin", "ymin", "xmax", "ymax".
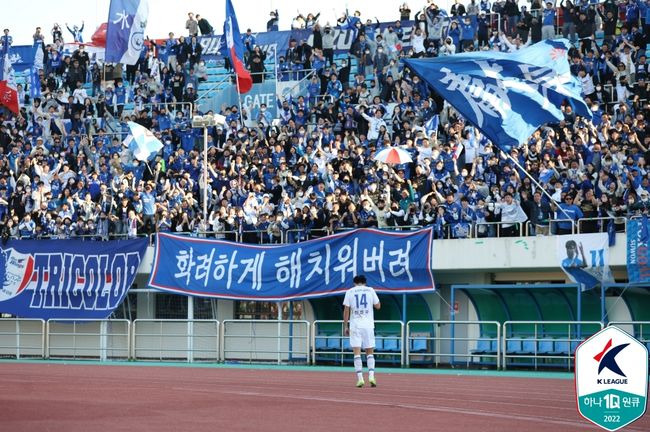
[{"xmin": 343, "ymin": 275, "xmax": 381, "ymax": 388}]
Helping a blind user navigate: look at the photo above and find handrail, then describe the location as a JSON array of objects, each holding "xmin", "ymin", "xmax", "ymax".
[
  {"xmin": 221, "ymin": 319, "xmax": 310, "ymax": 364},
  {"xmin": 502, "ymin": 320, "xmax": 604, "ymax": 371},
  {"xmin": 311, "ymin": 319, "xmax": 405, "ymax": 366}
]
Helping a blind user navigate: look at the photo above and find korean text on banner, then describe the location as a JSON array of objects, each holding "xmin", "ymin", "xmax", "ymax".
[{"xmin": 148, "ymin": 228, "xmax": 435, "ymax": 301}]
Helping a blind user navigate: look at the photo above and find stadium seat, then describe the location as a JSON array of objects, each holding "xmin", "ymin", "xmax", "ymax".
[
  {"xmin": 383, "ymin": 337, "xmax": 399, "ymax": 352},
  {"xmin": 471, "ymin": 339, "xmax": 490, "ymax": 355},
  {"xmin": 506, "ymin": 339, "xmax": 523, "ymax": 354},
  {"xmin": 374, "ymin": 337, "xmax": 384, "ymax": 352},
  {"xmin": 314, "ymin": 335, "xmax": 327, "ymax": 351},
  {"xmin": 538, "ymin": 339, "xmax": 554, "ymax": 355},
  {"xmin": 410, "ymin": 338, "xmax": 427, "ymax": 353},
  {"xmin": 550, "ymin": 340, "xmax": 570, "ymax": 356},
  {"xmin": 520, "ymin": 338, "xmax": 537, "ymax": 355},
  {"xmin": 326, "ymin": 335, "xmax": 341, "ymax": 351},
  {"xmin": 570, "ymin": 340, "xmax": 580, "ymax": 355},
  {"xmin": 342, "ymin": 338, "xmax": 352, "ymax": 351}
]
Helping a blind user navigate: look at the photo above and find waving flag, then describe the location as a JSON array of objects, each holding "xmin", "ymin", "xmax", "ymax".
[
  {"xmin": 425, "ymin": 114, "xmax": 439, "ymax": 136},
  {"xmin": 223, "ymin": 0, "xmax": 252, "ymax": 94},
  {"xmin": 124, "ymin": 121, "xmax": 163, "ymax": 161},
  {"xmin": 403, "ymin": 39, "xmax": 590, "ymax": 153},
  {"xmin": 105, "ymin": 0, "xmax": 149, "ymax": 65},
  {"xmin": 0, "ymin": 42, "xmax": 19, "ymax": 114}
]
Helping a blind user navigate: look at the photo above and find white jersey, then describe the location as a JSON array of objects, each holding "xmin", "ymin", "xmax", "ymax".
[{"xmin": 343, "ymin": 285, "xmax": 380, "ymax": 330}]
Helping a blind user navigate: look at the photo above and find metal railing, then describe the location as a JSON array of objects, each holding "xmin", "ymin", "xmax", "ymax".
[
  {"xmin": 502, "ymin": 321, "xmax": 604, "ymax": 371},
  {"xmin": 311, "ymin": 320, "xmax": 405, "ymax": 366},
  {"xmin": 422, "ymin": 320, "xmax": 501, "ymax": 369},
  {"xmin": 46, "ymin": 319, "xmax": 130, "ymax": 361},
  {"xmin": 0, "ymin": 318, "xmax": 46, "ymax": 359},
  {"xmin": 132, "ymin": 319, "xmax": 220, "ymax": 362},
  {"xmin": 473, "ymin": 221, "xmax": 523, "ymax": 238},
  {"xmin": 608, "ymin": 321, "xmax": 650, "ymax": 355},
  {"xmin": 221, "ymin": 319, "xmax": 310, "ymax": 364}
]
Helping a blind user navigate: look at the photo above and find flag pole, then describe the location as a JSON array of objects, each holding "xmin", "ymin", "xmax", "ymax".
[
  {"xmin": 236, "ymin": 74, "xmax": 244, "ymax": 127},
  {"xmin": 505, "ymin": 152, "xmax": 577, "ymax": 229}
]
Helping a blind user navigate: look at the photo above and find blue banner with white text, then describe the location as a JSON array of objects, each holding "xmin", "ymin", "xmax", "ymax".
[
  {"xmin": 627, "ymin": 218, "xmax": 650, "ymax": 283},
  {"xmin": 149, "ymin": 229, "xmax": 434, "ymax": 301},
  {"xmin": 0, "ymin": 239, "xmax": 147, "ymax": 319}
]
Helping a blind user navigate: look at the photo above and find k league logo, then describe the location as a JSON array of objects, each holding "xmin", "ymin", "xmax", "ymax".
[{"xmin": 575, "ymin": 326, "xmax": 648, "ymax": 431}]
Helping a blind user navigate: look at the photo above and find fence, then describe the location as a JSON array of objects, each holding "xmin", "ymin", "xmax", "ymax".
[
  {"xmin": 502, "ymin": 321, "xmax": 604, "ymax": 371},
  {"xmin": 0, "ymin": 318, "xmax": 46, "ymax": 359},
  {"xmin": 608, "ymin": 321, "xmax": 650, "ymax": 354},
  {"xmin": 312, "ymin": 320, "xmax": 404, "ymax": 366},
  {"xmin": 46, "ymin": 319, "xmax": 130, "ymax": 360},
  {"xmin": 132, "ymin": 319, "xmax": 220, "ymax": 362},
  {"xmin": 3, "ymin": 319, "xmax": 650, "ymax": 366},
  {"xmin": 221, "ymin": 319, "xmax": 310, "ymax": 364}
]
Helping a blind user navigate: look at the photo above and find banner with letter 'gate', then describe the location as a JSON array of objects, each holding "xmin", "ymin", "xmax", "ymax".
[
  {"xmin": 0, "ymin": 239, "xmax": 147, "ymax": 319},
  {"xmin": 148, "ymin": 229, "xmax": 434, "ymax": 301}
]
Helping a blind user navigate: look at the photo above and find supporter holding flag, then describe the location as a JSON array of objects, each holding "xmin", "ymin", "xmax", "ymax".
[{"xmin": 223, "ymin": 0, "xmax": 252, "ymax": 94}]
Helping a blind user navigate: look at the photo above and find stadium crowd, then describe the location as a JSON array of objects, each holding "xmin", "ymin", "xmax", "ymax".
[{"xmin": 1, "ymin": 0, "xmax": 650, "ymax": 243}]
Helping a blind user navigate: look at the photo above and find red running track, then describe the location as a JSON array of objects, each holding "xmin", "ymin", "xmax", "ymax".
[{"xmin": 0, "ymin": 363, "xmax": 648, "ymax": 432}]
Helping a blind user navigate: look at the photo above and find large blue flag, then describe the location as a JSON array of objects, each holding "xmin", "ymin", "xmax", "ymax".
[
  {"xmin": 105, "ymin": 0, "xmax": 149, "ymax": 65},
  {"xmin": 403, "ymin": 39, "xmax": 590, "ymax": 152}
]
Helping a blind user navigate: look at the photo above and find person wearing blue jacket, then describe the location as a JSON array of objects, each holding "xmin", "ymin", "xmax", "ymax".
[{"xmin": 541, "ymin": 2, "xmax": 556, "ymax": 40}]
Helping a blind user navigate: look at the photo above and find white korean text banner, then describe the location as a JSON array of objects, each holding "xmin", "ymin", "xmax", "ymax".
[{"xmin": 148, "ymin": 228, "xmax": 434, "ymax": 301}]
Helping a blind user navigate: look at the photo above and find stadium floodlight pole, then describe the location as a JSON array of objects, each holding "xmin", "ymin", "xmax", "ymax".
[
  {"xmin": 192, "ymin": 114, "xmax": 217, "ymax": 227},
  {"xmin": 505, "ymin": 152, "xmax": 577, "ymax": 230}
]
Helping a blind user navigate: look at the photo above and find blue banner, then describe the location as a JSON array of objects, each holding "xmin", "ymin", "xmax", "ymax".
[
  {"xmin": 403, "ymin": 39, "xmax": 591, "ymax": 152},
  {"xmin": 556, "ymin": 233, "xmax": 613, "ymax": 291},
  {"xmin": 0, "ymin": 239, "xmax": 147, "ymax": 319},
  {"xmin": 4, "ymin": 45, "xmax": 37, "ymax": 73},
  {"xmin": 627, "ymin": 218, "xmax": 650, "ymax": 283},
  {"xmin": 149, "ymin": 229, "xmax": 434, "ymax": 301},
  {"xmin": 197, "ymin": 21, "xmax": 416, "ymax": 64}
]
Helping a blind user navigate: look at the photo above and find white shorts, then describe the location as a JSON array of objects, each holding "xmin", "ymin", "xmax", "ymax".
[{"xmin": 350, "ymin": 327, "xmax": 375, "ymax": 349}]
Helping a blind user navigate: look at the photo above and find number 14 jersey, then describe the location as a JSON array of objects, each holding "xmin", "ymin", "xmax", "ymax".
[{"xmin": 343, "ymin": 285, "xmax": 380, "ymax": 330}]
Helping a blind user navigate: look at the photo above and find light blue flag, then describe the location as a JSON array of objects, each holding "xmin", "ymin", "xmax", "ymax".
[
  {"xmin": 105, "ymin": 0, "xmax": 149, "ymax": 65},
  {"xmin": 403, "ymin": 39, "xmax": 591, "ymax": 152},
  {"xmin": 124, "ymin": 121, "xmax": 162, "ymax": 161},
  {"xmin": 425, "ymin": 114, "xmax": 439, "ymax": 136}
]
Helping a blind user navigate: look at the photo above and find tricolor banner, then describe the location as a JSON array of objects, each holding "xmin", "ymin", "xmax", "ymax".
[{"xmin": 0, "ymin": 239, "xmax": 147, "ymax": 319}]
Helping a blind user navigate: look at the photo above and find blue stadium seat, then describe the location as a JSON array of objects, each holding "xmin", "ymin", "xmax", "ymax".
[
  {"xmin": 326, "ymin": 335, "xmax": 341, "ymax": 351},
  {"xmin": 506, "ymin": 339, "xmax": 523, "ymax": 354},
  {"xmin": 342, "ymin": 338, "xmax": 352, "ymax": 351},
  {"xmin": 538, "ymin": 339, "xmax": 554, "ymax": 355},
  {"xmin": 471, "ymin": 339, "xmax": 490, "ymax": 355},
  {"xmin": 314, "ymin": 336, "xmax": 327, "ymax": 351},
  {"xmin": 374, "ymin": 336, "xmax": 384, "ymax": 352},
  {"xmin": 550, "ymin": 340, "xmax": 570, "ymax": 356},
  {"xmin": 383, "ymin": 337, "xmax": 399, "ymax": 352},
  {"xmin": 521, "ymin": 338, "xmax": 537, "ymax": 355},
  {"xmin": 570, "ymin": 340, "xmax": 580, "ymax": 355},
  {"xmin": 410, "ymin": 338, "xmax": 427, "ymax": 353}
]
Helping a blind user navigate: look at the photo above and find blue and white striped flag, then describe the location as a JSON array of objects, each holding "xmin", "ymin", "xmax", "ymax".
[
  {"xmin": 403, "ymin": 39, "xmax": 591, "ymax": 153},
  {"xmin": 105, "ymin": 0, "xmax": 149, "ymax": 65},
  {"xmin": 425, "ymin": 114, "xmax": 439, "ymax": 136},
  {"xmin": 124, "ymin": 121, "xmax": 163, "ymax": 161}
]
